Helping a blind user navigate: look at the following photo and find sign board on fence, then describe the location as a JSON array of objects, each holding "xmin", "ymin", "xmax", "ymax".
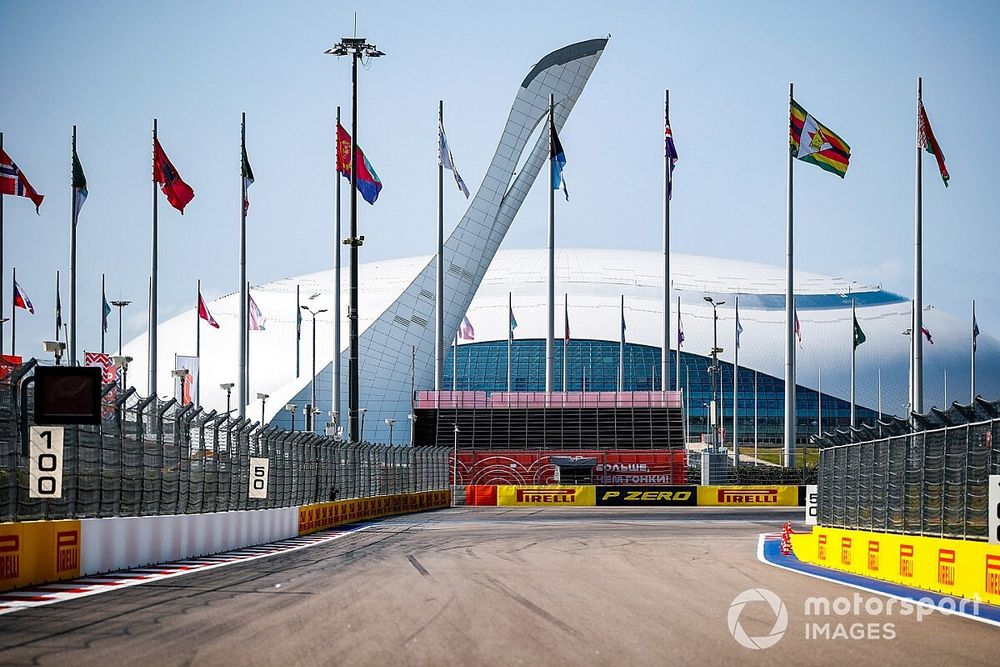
[
  {"xmin": 248, "ymin": 457, "xmax": 269, "ymax": 499},
  {"xmin": 805, "ymin": 484, "xmax": 818, "ymax": 525},
  {"xmin": 989, "ymin": 475, "xmax": 1000, "ymax": 545},
  {"xmin": 696, "ymin": 485, "xmax": 800, "ymax": 506},
  {"xmin": 29, "ymin": 426, "xmax": 64, "ymax": 498},
  {"xmin": 496, "ymin": 485, "xmax": 595, "ymax": 506},
  {"xmin": 595, "ymin": 486, "xmax": 697, "ymax": 506}
]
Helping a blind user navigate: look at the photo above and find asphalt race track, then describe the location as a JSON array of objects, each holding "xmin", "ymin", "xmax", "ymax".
[{"xmin": 0, "ymin": 508, "xmax": 995, "ymax": 665}]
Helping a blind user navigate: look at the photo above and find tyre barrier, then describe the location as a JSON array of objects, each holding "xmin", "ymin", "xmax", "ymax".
[
  {"xmin": 0, "ymin": 489, "xmax": 451, "ymax": 593},
  {"xmin": 465, "ymin": 485, "xmax": 806, "ymax": 507},
  {"xmin": 790, "ymin": 526, "xmax": 1000, "ymax": 607}
]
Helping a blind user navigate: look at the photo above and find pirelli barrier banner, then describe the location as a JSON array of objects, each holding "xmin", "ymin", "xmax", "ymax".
[
  {"xmin": 790, "ymin": 526, "xmax": 1000, "ymax": 607},
  {"xmin": 0, "ymin": 519, "xmax": 81, "ymax": 593},
  {"xmin": 596, "ymin": 486, "xmax": 697, "ymax": 506},
  {"xmin": 298, "ymin": 490, "xmax": 451, "ymax": 536},
  {"xmin": 496, "ymin": 485, "xmax": 596, "ymax": 506},
  {"xmin": 697, "ymin": 485, "xmax": 801, "ymax": 507}
]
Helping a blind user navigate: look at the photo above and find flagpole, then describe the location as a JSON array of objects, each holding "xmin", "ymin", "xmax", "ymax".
[
  {"xmin": 784, "ymin": 82, "xmax": 796, "ymax": 467},
  {"xmin": 452, "ymin": 333, "xmax": 457, "ymax": 392},
  {"xmin": 877, "ymin": 368, "xmax": 882, "ymax": 421},
  {"xmin": 943, "ymin": 368, "xmax": 948, "ymax": 407},
  {"xmin": 195, "ymin": 278, "xmax": 201, "ymax": 405},
  {"xmin": 851, "ymin": 298, "xmax": 857, "ymax": 428},
  {"xmin": 101, "ymin": 273, "xmax": 106, "ymax": 354},
  {"xmin": 436, "ymin": 100, "xmax": 445, "ymax": 396},
  {"xmin": 295, "ymin": 283, "xmax": 301, "ymax": 377},
  {"xmin": 238, "ymin": 112, "xmax": 248, "ymax": 418},
  {"xmin": 971, "ymin": 299, "xmax": 976, "ymax": 402},
  {"xmin": 619, "ymin": 294, "xmax": 625, "ymax": 392},
  {"xmin": 753, "ymin": 370, "xmax": 758, "ymax": 464},
  {"xmin": 733, "ymin": 295, "xmax": 739, "ymax": 465},
  {"xmin": 818, "ymin": 367, "xmax": 822, "ymax": 436},
  {"xmin": 545, "ymin": 93, "xmax": 555, "ymax": 398},
  {"xmin": 662, "ymin": 89, "xmax": 671, "ymax": 393},
  {"xmin": 675, "ymin": 296, "xmax": 681, "ymax": 393},
  {"xmin": 149, "ymin": 118, "xmax": 158, "ymax": 398},
  {"xmin": 56, "ymin": 270, "xmax": 61, "ymax": 341},
  {"xmin": 69, "ymin": 125, "xmax": 78, "ymax": 366},
  {"xmin": 10, "ymin": 267, "xmax": 15, "ymax": 356},
  {"xmin": 913, "ymin": 77, "xmax": 924, "ymax": 415},
  {"xmin": 507, "ymin": 291, "xmax": 512, "ymax": 393},
  {"xmin": 333, "ymin": 105, "xmax": 342, "ymax": 429}
]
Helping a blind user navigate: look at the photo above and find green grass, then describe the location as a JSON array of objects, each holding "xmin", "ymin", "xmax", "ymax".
[{"xmin": 740, "ymin": 446, "xmax": 819, "ymax": 467}]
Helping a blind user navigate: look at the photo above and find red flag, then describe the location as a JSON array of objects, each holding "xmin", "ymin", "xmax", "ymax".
[
  {"xmin": 153, "ymin": 138, "xmax": 195, "ymax": 213},
  {"xmin": 198, "ymin": 292, "xmax": 219, "ymax": 329},
  {"xmin": 0, "ymin": 148, "xmax": 44, "ymax": 213}
]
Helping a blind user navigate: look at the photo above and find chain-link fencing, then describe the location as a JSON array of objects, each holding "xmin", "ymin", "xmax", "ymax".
[
  {"xmin": 0, "ymin": 364, "xmax": 450, "ymax": 522},
  {"xmin": 817, "ymin": 418, "xmax": 1000, "ymax": 541}
]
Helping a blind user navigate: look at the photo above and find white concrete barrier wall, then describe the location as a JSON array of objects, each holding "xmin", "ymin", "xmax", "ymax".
[{"xmin": 80, "ymin": 508, "xmax": 299, "ymax": 575}]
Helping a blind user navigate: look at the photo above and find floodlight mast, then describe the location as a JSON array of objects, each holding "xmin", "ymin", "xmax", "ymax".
[{"xmin": 325, "ymin": 35, "xmax": 384, "ymax": 444}]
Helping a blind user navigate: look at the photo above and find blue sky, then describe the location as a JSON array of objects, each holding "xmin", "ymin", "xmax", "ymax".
[{"xmin": 2, "ymin": 0, "xmax": 998, "ymax": 359}]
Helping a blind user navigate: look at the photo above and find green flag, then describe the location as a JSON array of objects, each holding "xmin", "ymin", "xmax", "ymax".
[
  {"xmin": 72, "ymin": 145, "xmax": 88, "ymax": 217},
  {"xmin": 853, "ymin": 315, "xmax": 866, "ymax": 349}
]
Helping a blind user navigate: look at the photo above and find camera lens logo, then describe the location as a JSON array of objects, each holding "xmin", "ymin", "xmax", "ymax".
[{"xmin": 727, "ymin": 588, "xmax": 788, "ymax": 650}]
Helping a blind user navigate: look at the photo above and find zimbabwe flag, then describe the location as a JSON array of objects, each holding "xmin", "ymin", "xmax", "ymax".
[{"xmin": 790, "ymin": 99, "xmax": 851, "ymax": 178}]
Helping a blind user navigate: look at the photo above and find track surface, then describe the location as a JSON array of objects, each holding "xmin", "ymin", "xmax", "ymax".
[{"xmin": 0, "ymin": 507, "xmax": 995, "ymax": 665}]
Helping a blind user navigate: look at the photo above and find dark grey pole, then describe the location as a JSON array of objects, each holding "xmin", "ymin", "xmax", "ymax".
[
  {"xmin": 312, "ymin": 313, "xmax": 317, "ymax": 431},
  {"xmin": 10, "ymin": 266, "xmax": 15, "ymax": 356},
  {"xmin": 334, "ymin": 105, "xmax": 342, "ymax": 429},
  {"xmin": 149, "ymin": 119, "xmax": 158, "ymax": 398},
  {"xmin": 100, "ymin": 274, "xmax": 106, "ymax": 354},
  {"xmin": 545, "ymin": 94, "xmax": 555, "ymax": 396},
  {"xmin": 349, "ymin": 48, "xmax": 360, "ymax": 443},
  {"xmin": 913, "ymin": 77, "xmax": 924, "ymax": 415},
  {"xmin": 239, "ymin": 113, "xmax": 248, "ymax": 418},
  {"xmin": 436, "ymin": 100, "xmax": 444, "ymax": 393},
  {"xmin": 295, "ymin": 283, "xmax": 301, "ymax": 377},
  {"xmin": 784, "ymin": 83, "xmax": 796, "ymax": 466},
  {"xmin": 850, "ymin": 298, "xmax": 857, "ymax": 428},
  {"xmin": 70, "ymin": 126, "xmax": 78, "ymax": 365},
  {"xmin": 662, "ymin": 90, "xmax": 670, "ymax": 391},
  {"xmin": 196, "ymin": 278, "xmax": 201, "ymax": 406}
]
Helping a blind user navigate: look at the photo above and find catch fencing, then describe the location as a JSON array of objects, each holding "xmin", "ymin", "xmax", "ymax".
[
  {"xmin": 0, "ymin": 363, "xmax": 450, "ymax": 522},
  {"xmin": 817, "ymin": 418, "xmax": 1000, "ymax": 540}
]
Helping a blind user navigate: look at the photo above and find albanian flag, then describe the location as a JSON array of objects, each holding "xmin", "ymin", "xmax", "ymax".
[
  {"xmin": 336, "ymin": 123, "xmax": 382, "ymax": 205},
  {"xmin": 153, "ymin": 138, "xmax": 195, "ymax": 213}
]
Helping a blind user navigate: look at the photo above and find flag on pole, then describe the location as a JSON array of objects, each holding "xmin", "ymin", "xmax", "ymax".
[
  {"xmin": 242, "ymin": 140, "xmax": 255, "ymax": 212},
  {"xmin": 296, "ymin": 303, "xmax": 302, "ymax": 341},
  {"xmin": 794, "ymin": 310, "xmax": 802, "ymax": 346},
  {"xmin": 439, "ymin": 123, "xmax": 470, "ymax": 198},
  {"xmin": 790, "ymin": 99, "xmax": 851, "ymax": 178},
  {"xmin": 102, "ymin": 291, "xmax": 111, "ymax": 334},
  {"xmin": 0, "ymin": 147, "xmax": 44, "ymax": 212},
  {"xmin": 564, "ymin": 305, "xmax": 571, "ymax": 342},
  {"xmin": 918, "ymin": 102, "xmax": 949, "ymax": 187},
  {"xmin": 551, "ymin": 124, "xmax": 569, "ymax": 201},
  {"xmin": 459, "ymin": 315, "xmax": 475, "ymax": 341},
  {"xmin": 198, "ymin": 292, "xmax": 220, "ymax": 329},
  {"xmin": 56, "ymin": 280, "xmax": 62, "ymax": 337},
  {"xmin": 248, "ymin": 293, "xmax": 266, "ymax": 331},
  {"xmin": 72, "ymin": 143, "xmax": 88, "ymax": 217},
  {"xmin": 853, "ymin": 314, "xmax": 867, "ymax": 348},
  {"xmin": 921, "ymin": 326, "xmax": 934, "ymax": 344},
  {"xmin": 509, "ymin": 304, "xmax": 518, "ymax": 336},
  {"xmin": 153, "ymin": 138, "xmax": 195, "ymax": 213},
  {"xmin": 13, "ymin": 281, "xmax": 34, "ymax": 314},
  {"xmin": 736, "ymin": 308, "xmax": 744, "ymax": 349},
  {"xmin": 665, "ymin": 120, "xmax": 678, "ymax": 200},
  {"xmin": 336, "ymin": 123, "xmax": 382, "ymax": 205},
  {"xmin": 973, "ymin": 312, "xmax": 980, "ymax": 352},
  {"xmin": 678, "ymin": 313, "xmax": 685, "ymax": 347}
]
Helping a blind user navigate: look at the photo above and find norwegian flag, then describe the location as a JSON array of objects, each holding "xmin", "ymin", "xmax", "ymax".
[
  {"xmin": 198, "ymin": 292, "xmax": 220, "ymax": 329},
  {"xmin": 0, "ymin": 147, "xmax": 44, "ymax": 213}
]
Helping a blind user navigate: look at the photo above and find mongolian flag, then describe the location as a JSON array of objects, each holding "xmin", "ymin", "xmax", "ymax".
[
  {"xmin": 13, "ymin": 281, "xmax": 34, "ymax": 314},
  {"xmin": 336, "ymin": 123, "xmax": 382, "ymax": 205},
  {"xmin": 198, "ymin": 292, "xmax": 220, "ymax": 329},
  {"xmin": 153, "ymin": 138, "xmax": 195, "ymax": 213},
  {"xmin": 918, "ymin": 102, "xmax": 949, "ymax": 187},
  {"xmin": 790, "ymin": 100, "xmax": 851, "ymax": 178},
  {"xmin": 0, "ymin": 147, "xmax": 44, "ymax": 212}
]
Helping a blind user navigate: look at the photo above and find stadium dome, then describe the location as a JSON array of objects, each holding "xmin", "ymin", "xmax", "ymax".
[{"xmin": 122, "ymin": 248, "xmax": 1000, "ymax": 444}]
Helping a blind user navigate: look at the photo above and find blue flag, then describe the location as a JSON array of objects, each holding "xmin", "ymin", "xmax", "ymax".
[{"xmin": 551, "ymin": 123, "xmax": 568, "ymax": 201}]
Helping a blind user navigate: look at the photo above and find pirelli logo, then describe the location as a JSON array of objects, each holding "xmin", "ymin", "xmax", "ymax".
[
  {"xmin": 818, "ymin": 534, "xmax": 827, "ymax": 561},
  {"xmin": 716, "ymin": 489, "xmax": 778, "ymax": 504},
  {"xmin": 841, "ymin": 537, "xmax": 852, "ymax": 566},
  {"xmin": 516, "ymin": 489, "xmax": 576, "ymax": 503},
  {"xmin": 0, "ymin": 534, "xmax": 19, "ymax": 582},
  {"xmin": 899, "ymin": 544, "xmax": 915, "ymax": 578},
  {"xmin": 986, "ymin": 555, "xmax": 1000, "ymax": 597},
  {"xmin": 937, "ymin": 549, "xmax": 956, "ymax": 587},
  {"xmin": 867, "ymin": 540, "xmax": 880, "ymax": 572},
  {"xmin": 55, "ymin": 530, "xmax": 79, "ymax": 574}
]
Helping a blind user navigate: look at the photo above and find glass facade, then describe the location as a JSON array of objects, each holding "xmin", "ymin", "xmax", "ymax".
[{"xmin": 443, "ymin": 339, "xmax": 878, "ymax": 444}]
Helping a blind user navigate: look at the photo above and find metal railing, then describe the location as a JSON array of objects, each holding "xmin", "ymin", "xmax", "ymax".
[
  {"xmin": 0, "ymin": 366, "xmax": 450, "ymax": 522},
  {"xmin": 817, "ymin": 418, "xmax": 1000, "ymax": 540}
]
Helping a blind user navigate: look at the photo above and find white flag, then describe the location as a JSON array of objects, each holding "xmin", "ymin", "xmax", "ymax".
[
  {"xmin": 249, "ymin": 293, "xmax": 266, "ymax": 331},
  {"xmin": 439, "ymin": 123, "xmax": 470, "ymax": 199}
]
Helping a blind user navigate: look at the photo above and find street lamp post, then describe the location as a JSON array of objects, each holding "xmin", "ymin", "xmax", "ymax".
[
  {"xmin": 285, "ymin": 403, "xmax": 297, "ymax": 431},
  {"xmin": 359, "ymin": 407, "xmax": 367, "ymax": 442},
  {"xmin": 703, "ymin": 297, "xmax": 726, "ymax": 454},
  {"xmin": 111, "ymin": 300, "xmax": 132, "ymax": 355},
  {"xmin": 220, "ymin": 382, "xmax": 234, "ymax": 415},
  {"xmin": 325, "ymin": 35, "xmax": 385, "ymax": 444},
  {"xmin": 452, "ymin": 423, "xmax": 459, "ymax": 507},
  {"xmin": 256, "ymin": 392, "xmax": 269, "ymax": 427},
  {"xmin": 114, "ymin": 355, "xmax": 133, "ymax": 393},
  {"xmin": 300, "ymin": 305, "xmax": 328, "ymax": 433},
  {"xmin": 385, "ymin": 418, "xmax": 395, "ymax": 446},
  {"xmin": 171, "ymin": 368, "xmax": 189, "ymax": 404}
]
